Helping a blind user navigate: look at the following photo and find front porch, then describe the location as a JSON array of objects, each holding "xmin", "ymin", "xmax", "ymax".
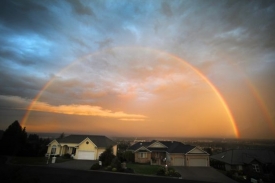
[
  {"xmin": 59, "ymin": 145, "xmax": 76, "ymax": 157},
  {"xmin": 150, "ymin": 152, "xmax": 166, "ymax": 165}
]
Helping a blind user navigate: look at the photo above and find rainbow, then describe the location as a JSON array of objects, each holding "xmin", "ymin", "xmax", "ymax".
[
  {"xmin": 21, "ymin": 47, "xmax": 240, "ymax": 138},
  {"xmin": 228, "ymin": 62, "xmax": 275, "ymax": 135}
]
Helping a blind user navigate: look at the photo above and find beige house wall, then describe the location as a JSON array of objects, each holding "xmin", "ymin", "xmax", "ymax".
[
  {"xmin": 112, "ymin": 145, "xmax": 117, "ymax": 156},
  {"xmin": 75, "ymin": 138, "xmax": 97, "ymax": 159},
  {"xmin": 135, "ymin": 152, "xmax": 151, "ymax": 163},
  {"xmin": 47, "ymin": 140, "xmax": 61, "ymax": 155}
]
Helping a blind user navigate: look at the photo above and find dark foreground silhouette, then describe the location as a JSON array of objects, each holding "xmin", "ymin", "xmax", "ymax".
[{"xmin": 1, "ymin": 163, "xmax": 214, "ymax": 183}]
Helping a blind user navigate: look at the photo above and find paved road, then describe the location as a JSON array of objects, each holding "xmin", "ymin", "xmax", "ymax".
[
  {"xmin": 173, "ymin": 167, "xmax": 237, "ymax": 183},
  {"xmin": 49, "ymin": 159, "xmax": 97, "ymax": 170}
]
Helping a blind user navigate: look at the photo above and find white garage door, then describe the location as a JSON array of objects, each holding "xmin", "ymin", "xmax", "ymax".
[
  {"xmin": 173, "ymin": 157, "xmax": 184, "ymax": 166},
  {"xmin": 189, "ymin": 158, "xmax": 207, "ymax": 167},
  {"xmin": 78, "ymin": 151, "xmax": 95, "ymax": 160}
]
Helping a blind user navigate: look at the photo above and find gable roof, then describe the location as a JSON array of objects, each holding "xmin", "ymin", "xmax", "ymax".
[
  {"xmin": 210, "ymin": 149, "xmax": 275, "ymax": 165},
  {"xmin": 55, "ymin": 135, "xmax": 116, "ymax": 147},
  {"xmin": 128, "ymin": 140, "xmax": 197, "ymax": 154}
]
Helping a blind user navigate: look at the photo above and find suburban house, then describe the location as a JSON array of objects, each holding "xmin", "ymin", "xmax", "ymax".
[
  {"xmin": 210, "ymin": 149, "xmax": 275, "ymax": 180},
  {"xmin": 46, "ymin": 134, "xmax": 117, "ymax": 160},
  {"xmin": 127, "ymin": 140, "xmax": 209, "ymax": 167}
]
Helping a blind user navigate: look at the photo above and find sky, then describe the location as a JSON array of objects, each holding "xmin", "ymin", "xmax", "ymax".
[{"xmin": 0, "ymin": 0, "xmax": 275, "ymax": 139}]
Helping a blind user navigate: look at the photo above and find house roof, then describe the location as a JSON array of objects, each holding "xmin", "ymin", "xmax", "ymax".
[
  {"xmin": 210, "ymin": 149, "xmax": 275, "ymax": 165},
  {"xmin": 55, "ymin": 135, "xmax": 116, "ymax": 147},
  {"xmin": 128, "ymin": 140, "xmax": 197, "ymax": 154}
]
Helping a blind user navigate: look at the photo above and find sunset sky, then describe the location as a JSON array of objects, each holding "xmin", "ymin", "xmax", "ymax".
[{"xmin": 0, "ymin": 0, "xmax": 275, "ymax": 139}]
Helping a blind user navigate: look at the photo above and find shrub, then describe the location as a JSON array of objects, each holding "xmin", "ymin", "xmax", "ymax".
[
  {"xmin": 90, "ymin": 163, "xmax": 100, "ymax": 170},
  {"xmin": 156, "ymin": 167, "xmax": 181, "ymax": 177},
  {"xmin": 111, "ymin": 157, "xmax": 122, "ymax": 171},
  {"xmin": 104, "ymin": 165, "xmax": 112, "ymax": 171},
  {"xmin": 156, "ymin": 167, "xmax": 166, "ymax": 176},
  {"xmin": 124, "ymin": 168, "xmax": 134, "ymax": 173},
  {"xmin": 63, "ymin": 153, "xmax": 71, "ymax": 159},
  {"xmin": 169, "ymin": 171, "xmax": 181, "ymax": 177},
  {"xmin": 99, "ymin": 146, "xmax": 115, "ymax": 167},
  {"xmin": 112, "ymin": 168, "xmax": 117, "ymax": 172}
]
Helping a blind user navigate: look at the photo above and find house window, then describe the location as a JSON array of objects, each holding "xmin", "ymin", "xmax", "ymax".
[
  {"xmin": 51, "ymin": 145, "xmax": 56, "ymax": 154},
  {"xmin": 139, "ymin": 152, "xmax": 147, "ymax": 158},
  {"xmin": 252, "ymin": 164, "xmax": 260, "ymax": 172}
]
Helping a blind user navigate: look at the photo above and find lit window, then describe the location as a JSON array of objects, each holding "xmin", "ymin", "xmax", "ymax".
[
  {"xmin": 252, "ymin": 164, "xmax": 260, "ymax": 172},
  {"xmin": 139, "ymin": 152, "xmax": 147, "ymax": 158}
]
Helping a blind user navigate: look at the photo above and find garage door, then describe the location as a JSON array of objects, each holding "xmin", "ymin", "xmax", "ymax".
[
  {"xmin": 189, "ymin": 158, "xmax": 207, "ymax": 167},
  {"xmin": 173, "ymin": 157, "xmax": 184, "ymax": 166},
  {"xmin": 78, "ymin": 151, "xmax": 95, "ymax": 160}
]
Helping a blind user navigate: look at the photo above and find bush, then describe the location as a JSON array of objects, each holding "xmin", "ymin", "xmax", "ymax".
[
  {"xmin": 124, "ymin": 168, "xmax": 134, "ymax": 173},
  {"xmin": 63, "ymin": 153, "xmax": 71, "ymax": 159},
  {"xmin": 156, "ymin": 167, "xmax": 166, "ymax": 176},
  {"xmin": 112, "ymin": 168, "xmax": 117, "ymax": 172},
  {"xmin": 104, "ymin": 165, "xmax": 112, "ymax": 171},
  {"xmin": 111, "ymin": 157, "xmax": 122, "ymax": 171},
  {"xmin": 90, "ymin": 163, "xmax": 100, "ymax": 170},
  {"xmin": 99, "ymin": 146, "xmax": 115, "ymax": 167},
  {"xmin": 156, "ymin": 167, "xmax": 181, "ymax": 177},
  {"xmin": 169, "ymin": 171, "xmax": 181, "ymax": 177}
]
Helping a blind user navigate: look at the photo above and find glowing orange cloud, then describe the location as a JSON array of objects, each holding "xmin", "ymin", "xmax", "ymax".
[{"xmin": 26, "ymin": 101, "xmax": 147, "ymax": 120}]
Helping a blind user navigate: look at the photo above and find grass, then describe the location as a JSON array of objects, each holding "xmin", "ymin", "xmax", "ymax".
[
  {"xmin": 9, "ymin": 156, "xmax": 73, "ymax": 165},
  {"xmin": 126, "ymin": 163, "xmax": 161, "ymax": 175}
]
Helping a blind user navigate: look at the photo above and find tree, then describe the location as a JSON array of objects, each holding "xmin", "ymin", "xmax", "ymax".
[
  {"xmin": 58, "ymin": 132, "xmax": 65, "ymax": 139},
  {"xmin": 0, "ymin": 120, "xmax": 27, "ymax": 155},
  {"xmin": 99, "ymin": 146, "xmax": 115, "ymax": 166}
]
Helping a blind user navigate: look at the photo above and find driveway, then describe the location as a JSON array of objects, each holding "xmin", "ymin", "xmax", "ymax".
[
  {"xmin": 173, "ymin": 167, "xmax": 237, "ymax": 183},
  {"xmin": 49, "ymin": 159, "xmax": 97, "ymax": 170}
]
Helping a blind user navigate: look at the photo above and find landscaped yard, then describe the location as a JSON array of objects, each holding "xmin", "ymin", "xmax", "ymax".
[
  {"xmin": 9, "ymin": 156, "xmax": 73, "ymax": 165},
  {"xmin": 126, "ymin": 163, "xmax": 162, "ymax": 175}
]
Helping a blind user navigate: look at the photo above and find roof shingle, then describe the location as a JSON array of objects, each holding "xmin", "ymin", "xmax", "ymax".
[{"xmin": 56, "ymin": 134, "xmax": 116, "ymax": 147}]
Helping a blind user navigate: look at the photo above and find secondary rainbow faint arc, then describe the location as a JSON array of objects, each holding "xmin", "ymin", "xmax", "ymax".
[
  {"xmin": 228, "ymin": 61, "xmax": 275, "ymax": 134},
  {"xmin": 21, "ymin": 47, "xmax": 240, "ymax": 138}
]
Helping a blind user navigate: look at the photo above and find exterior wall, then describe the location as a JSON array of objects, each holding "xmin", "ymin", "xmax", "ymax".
[
  {"xmin": 59, "ymin": 143, "xmax": 78, "ymax": 156},
  {"xmin": 75, "ymin": 138, "xmax": 97, "ymax": 159},
  {"xmin": 113, "ymin": 145, "xmax": 117, "ymax": 156},
  {"xmin": 47, "ymin": 140, "xmax": 61, "ymax": 155},
  {"xmin": 151, "ymin": 152, "xmax": 166, "ymax": 165},
  {"xmin": 186, "ymin": 155, "xmax": 209, "ymax": 167},
  {"xmin": 135, "ymin": 152, "xmax": 151, "ymax": 163}
]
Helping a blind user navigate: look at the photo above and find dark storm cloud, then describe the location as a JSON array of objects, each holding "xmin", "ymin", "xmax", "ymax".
[{"xmin": 66, "ymin": 0, "xmax": 95, "ymax": 16}]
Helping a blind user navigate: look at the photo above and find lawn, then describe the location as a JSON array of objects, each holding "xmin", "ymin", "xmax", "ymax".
[
  {"xmin": 9, "ymin": 156, "xmax": 73, "ymax": 165},
  {"xmin": 126, "ymin": 163, "xmax": 162, "ymax": 175}
]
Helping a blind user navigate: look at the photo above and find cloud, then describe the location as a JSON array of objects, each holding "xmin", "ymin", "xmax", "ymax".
[
  {"xmin": 66, "ymin": 0, "xmax": 95, "ymax": 16},
  {"xmin": 30, "ymin": 102, "xmax": 147, "ymax": 121}
]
